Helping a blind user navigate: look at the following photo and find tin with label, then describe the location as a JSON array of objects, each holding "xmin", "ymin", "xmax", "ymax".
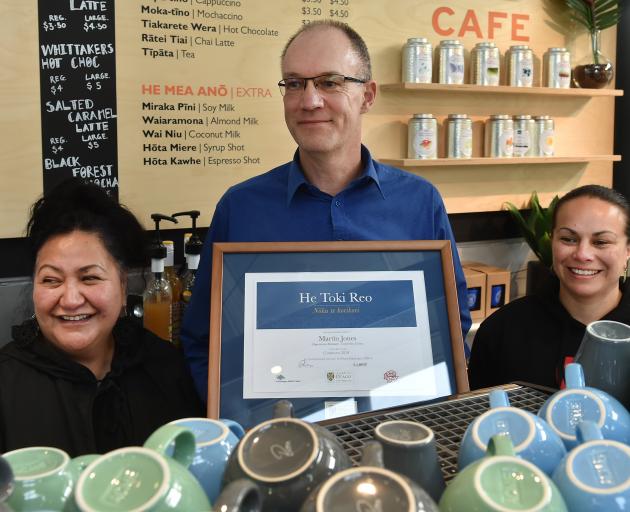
[
  {"xmin": 471, "ymin": 42, "xmax": 500, "ymax": 86},
  {"xmin": 507, "ymin": 45, "xmax": 534, "ymax": 87},
  {"xmin": 445, "ymin": 114, "xmax": 472, "ymax": 158},
  {"xmin": 543, "ymin": 48, "xmax": 571, "ymax": 88},
  {"xmin": 534, "ymin": 116, "xmax": 555, "ymax": 156},
  {"xmin": 438, "ymin": 40, "xmax": 465, "ymax": 85},
  {"xmin": 513, "ymin": 115, "xmax": 535, "ymax": 156},
  {"xmin": 484, "ymin": 115, "xmax": 514, "ymax": 157},
  {"xmin": 402, "ymin": 38, "xmax": 433, "ymax": 83},
  {"xmin": 408, "ymin": 114, "xmax": 438, "ymax": 159}
]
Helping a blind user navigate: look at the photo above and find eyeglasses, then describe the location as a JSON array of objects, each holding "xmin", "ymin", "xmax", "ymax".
[{"xmin": 278, "ymin": 74, "xmax": 367, "ymax": 96}]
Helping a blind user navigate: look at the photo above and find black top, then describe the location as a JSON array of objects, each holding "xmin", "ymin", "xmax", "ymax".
[
  {"xmin": 0, "ymin": 317, "xmax": 203, "ymax": 456},
  {"xmin": 467, "ymin": 278, "xmax": 630, "ymax": 390}
]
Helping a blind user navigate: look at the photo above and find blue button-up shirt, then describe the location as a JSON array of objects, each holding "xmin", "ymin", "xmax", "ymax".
[{"xmin": 181, "ymin": 146, "xmax": 471, "ymax": 400}]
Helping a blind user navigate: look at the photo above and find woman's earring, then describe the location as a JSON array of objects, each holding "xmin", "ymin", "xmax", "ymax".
[
  {"xmin": 624, "ymin": 260, "xmax": 630, "ymax": 284},
  {"xmin": 30, "ymin": 313, "xmax": 41, "ymax": 334}
]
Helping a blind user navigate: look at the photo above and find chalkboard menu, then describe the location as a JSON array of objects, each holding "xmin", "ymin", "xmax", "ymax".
[{"xmin": 38, "ymin": 0, "xmax": 118, "ymax": 198}]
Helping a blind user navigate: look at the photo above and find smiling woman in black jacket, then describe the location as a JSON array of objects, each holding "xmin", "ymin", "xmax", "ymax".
[
  {"xmin": 468, "ymin": 185, "xmax": 630, "ymax": 389},
  {"xmin": 0, "ymin": 181, "xmax": 202, "ymax": 456}
]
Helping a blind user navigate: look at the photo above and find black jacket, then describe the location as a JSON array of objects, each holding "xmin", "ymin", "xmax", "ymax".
[
  {"xmin": 0, "ymin": 317, "xmax": 204, "ymax": 456},
  {"xmin": 468, "ymin": 278, "xmax": 630, "ymax": 390}
]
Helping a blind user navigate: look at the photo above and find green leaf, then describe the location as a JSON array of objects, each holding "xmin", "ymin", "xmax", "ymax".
[
  {"xmin": 538, "ymin": 233, "xmax": 553, "ymax": 267},
  {"xmin": 569, "ymin": 13, "xmax": 592, "ymax": 28},
  {"xmin": 543, "ymin": 195, "xmax": 560, "ymax": 233},
  {"xmin": 566, "ymin": 0, "xmax": 591, "ymax": 14},
  {"xmin": 504, "ymin": 202, "xmax": 531, "ymax": 234},
  {"xmin": 596, "ymin": 12, "xmax": 621, "ymax": 29},
  {"xmin": 504, "ymin": 192, "xmax": 556, "ymax": 267},
  {"xmin": 565, "ymin": 0, "xmax": 593, "ymax": 28},
  {"xmin": 593, "ymin": 0, "xmax": 618, "ymax": 14}
]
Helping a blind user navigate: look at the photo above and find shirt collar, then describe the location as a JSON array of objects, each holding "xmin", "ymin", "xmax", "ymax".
[{"xmin": 286, "ymin": 145, "xmax": 385, "ymax": 205}]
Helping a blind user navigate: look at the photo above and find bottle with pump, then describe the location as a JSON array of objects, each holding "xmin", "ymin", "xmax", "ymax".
[
  {"xmin": 172, "ymin": 211, "xmax": 202, "ymax": 315},
  {"xmin": 143, "ymin": 214, "xmax": 178, "ymax": 342},
  {"xmin": 177, "ymin": 233, "xmax": 192, "ymax": 279},
  {"xmin": 163, "ymin": 240, "xmax": 183, "ymax": 347}
]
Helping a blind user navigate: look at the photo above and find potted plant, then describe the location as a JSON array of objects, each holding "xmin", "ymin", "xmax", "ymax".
[
  {"xmin": 566, "ymin": 0, "xmax": 621, "ymax": 88},
  {"xmin": 504, "ymin": 192, "xmax": 559, "ymax": 295}
]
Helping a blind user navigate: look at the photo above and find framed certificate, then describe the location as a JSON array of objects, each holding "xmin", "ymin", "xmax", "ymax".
[{"xmin": 208, "ymin": 241, "xmax": 468, "ymax": 427}]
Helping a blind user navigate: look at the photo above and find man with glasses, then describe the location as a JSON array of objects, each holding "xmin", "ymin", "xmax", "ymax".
[{"xmin": 181, "ymin": 20, "xmax": 471, "ymax": 402}]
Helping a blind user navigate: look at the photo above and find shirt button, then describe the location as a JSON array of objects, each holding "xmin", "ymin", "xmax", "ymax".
[{"xmin": 335, "ymin": 200, "xmax": 341, "ymax": 207}]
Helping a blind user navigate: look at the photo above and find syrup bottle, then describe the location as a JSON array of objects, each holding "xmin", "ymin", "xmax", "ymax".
[
  {"xmin": 143, "ymin": 214, "xmax": 177, "ymax": 342},
  {"xmin": 163, "ymin": 240, "xmax": 183, "ymax": 347},
  {"xmin": 172, "ymin": 211, "xmax": 202, "ymax": 314}
]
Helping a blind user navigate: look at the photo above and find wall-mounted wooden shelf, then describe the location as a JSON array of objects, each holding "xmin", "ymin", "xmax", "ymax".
[
  {"xmin": 380, "ymin": 155, "xmax": 622, "ymax": 167},
  {"xmin": 380, "ymin": 83, "xmax": 624, "ymax": 97}
]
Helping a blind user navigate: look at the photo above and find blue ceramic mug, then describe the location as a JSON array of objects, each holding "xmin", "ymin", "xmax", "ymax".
[
  {"xmin": 552, "ymin": 421, "xmax": 630, "ymax": 511},
  {"xmin": 539, "ymin": 363, "xmax": 630, "ymax": 449},
  {"xmin": 166, "ymin": 417, "xmax": 245, "ymax": 503},
  {"xmin": 459, "ymin": 389, "xmax": 566, "ymax": 475}
]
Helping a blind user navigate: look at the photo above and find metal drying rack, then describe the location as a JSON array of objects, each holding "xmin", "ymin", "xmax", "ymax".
[{"xmin": 320, "ymin": 383, "xmax": 554, "ymax": 481}]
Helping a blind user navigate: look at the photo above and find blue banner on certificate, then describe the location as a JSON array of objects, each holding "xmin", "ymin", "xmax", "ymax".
[
  {"xmin": 243, "ymin": 271, "xmax": 446, "ymax": 399},
  {"xmin": 256, "ymin": 280, "xmax": 417, "ymax": 329}
]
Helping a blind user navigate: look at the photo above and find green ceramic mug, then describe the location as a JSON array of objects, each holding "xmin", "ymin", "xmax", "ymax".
[
  {"xmin": 4, "ymin": 446, "xmax": 77, "ymax": 511},
  {"xmin": 76, "ymin": 425, "xmax": 211, "ymax": 511},
  {"xmin": 440, "ymin": 435, "xmax": 568, "ymax": 512}
]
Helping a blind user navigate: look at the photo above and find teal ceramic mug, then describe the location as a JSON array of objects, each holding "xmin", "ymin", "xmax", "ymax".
[
  {"xmin": 76, "ymin": 425, "xmax": 211, "ymax": 511},
  {"xmin": 3, "ymin": 446, "xmax": 77, "ymax": 511},
  {"xmin": 68, "ymin": 454, "xmax": 99, "ymax": 476},
  {"xmin": 440, "ymin": 434, "xmax": 568, "ymax": 511}
]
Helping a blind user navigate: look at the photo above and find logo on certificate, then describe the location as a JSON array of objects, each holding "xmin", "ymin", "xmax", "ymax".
[
  {"xmin": 327, "ymin": 371, "xmax": 335, "ymax": 382},
  {"xmin": 384, "ymin": 370, "xmax": 399, "ymax": 383}
]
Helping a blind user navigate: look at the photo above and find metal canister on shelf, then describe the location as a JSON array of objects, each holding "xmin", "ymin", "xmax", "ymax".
[
  {"xmin": 445, "ymin": 114, "xmax": 472, "ymax": 158},
  {"xmin": 506, "ymin": 45, "xmax": 534, "ymax": 87},
  {"xmin": 470, "ymin": 42, "xmax": 500, "ymax": 86},
  {"xmin": 513, "ymin": 115, "xmax": 536, "ymax": 156},
  {"xmin": 543, "ymin": 48, "xmax": 571, "ymax": 88},
  {"xmin": 484, "ymin": 115, "xmax": 514, "ymax": 157},
  {"xmin": 534, "ymin": 116, "xmax": 555, "ymax": 156},
  {"xmin": 408, "ymin": 114, "xmax": 438, "ymax": 159},
  {"xmin": 438, "ymin": 39, "xmax": 465, "ymax": 84},
  {"xmin": 402, "ymin": 38, "xmax": 433, "ymax": 83}
]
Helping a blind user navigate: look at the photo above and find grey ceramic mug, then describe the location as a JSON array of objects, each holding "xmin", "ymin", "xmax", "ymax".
[
  {"xmin": 222, "ymin": 400, "xmax": 351, "ymax": 512},
  {"xmin": 0, "ymin": 455, "xmax": 13, "ymax": 504},
  {"xmin": 575, "ymin": 320, "xmax": 630, "ymax": 409},
  {"xmin": 374, "ymin": 419, "xmax": 446, "ymax": 501},
  {"xmin": 300, "ymin": 440, "xmax": 440, "ymax": 512}
]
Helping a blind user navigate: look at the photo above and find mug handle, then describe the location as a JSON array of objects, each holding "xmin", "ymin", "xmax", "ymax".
[
  {"xmin": 360, "ymin": 441, "xmax": 385, "ymax": 468},
  {"xmin": 565, "ymin": 363, "xmax": 585, "ymax": 389},
  {"xmin": 214, "ymin": 478, "xmax": 262, "ymax": 512},
  {"xmin": 144, "ymin": 425, "xmax": 196, "ymax": 468},
  {"xmin": 220, "ymin": 418, "xmax": 246, "ymax": 439},
  {"xmin": 576, "ymin": 421, "xmax": 604, "ymax": 444},
  {"xmin": 487, "ymin": 434, "xmax": 516, "ymax": 457},
  {"xmin": 489, "ymin": 389, "xmax": 510, "ymax": 409},
  {"xmin": 272, "ymin": 400, "xmax": 294, "ymax": 419}
]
